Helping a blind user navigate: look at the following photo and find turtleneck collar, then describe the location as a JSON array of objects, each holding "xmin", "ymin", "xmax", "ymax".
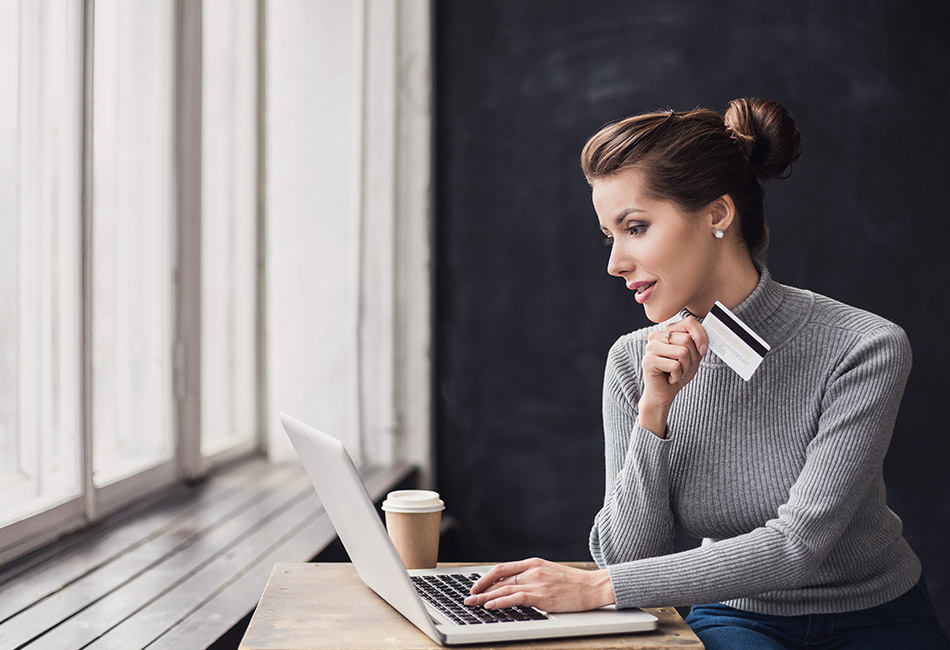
[{"xmin": 703, "ymin": 265, "xmax": 813, "ymax": 357}]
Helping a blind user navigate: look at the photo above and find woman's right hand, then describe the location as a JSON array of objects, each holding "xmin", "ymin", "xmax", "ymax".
[{"xmin": 638, "ymin": 315, "xmax": 708, "ymax": 437}]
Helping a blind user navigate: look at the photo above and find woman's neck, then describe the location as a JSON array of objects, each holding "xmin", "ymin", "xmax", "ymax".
[{"xmin": 686, "ymin": 253, "xmax": 761, "ymax": 317}]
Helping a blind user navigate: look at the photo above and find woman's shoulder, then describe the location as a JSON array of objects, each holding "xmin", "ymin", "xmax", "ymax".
[
  {"xmin": 607, "ymin": 322, "xmax": 659, "ymax": 361},
  {"xmin": 791, "ymin": 286, "xmax": 912, "ymax": 378},
  {"xmin": 803, "ymin": 288, "xmax": 909, "ymax": 344},
  {"xmin": 603, "ymin": 327, "xmax": 659, "ymax": 406}
]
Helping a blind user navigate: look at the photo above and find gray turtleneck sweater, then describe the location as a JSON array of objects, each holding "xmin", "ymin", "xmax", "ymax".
[{"xmin": 589, "ymin": 269, "xmax": 921, "ymax": 615}]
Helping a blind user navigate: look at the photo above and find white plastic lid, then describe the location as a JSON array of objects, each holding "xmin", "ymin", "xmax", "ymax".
[{"xmin": 381, "ymin": 489, "xmax": 445, "ymax": 513}]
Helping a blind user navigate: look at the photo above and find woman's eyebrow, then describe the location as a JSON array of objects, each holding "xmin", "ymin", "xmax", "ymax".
[{"xmin": 614, "ymin": 208, "xmax": 645, "ymax": 225}]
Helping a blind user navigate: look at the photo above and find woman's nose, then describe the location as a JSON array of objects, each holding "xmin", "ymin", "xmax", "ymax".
[{"xmin": 606, "ymin": 243, "xmax": 629, "ymax": 278}]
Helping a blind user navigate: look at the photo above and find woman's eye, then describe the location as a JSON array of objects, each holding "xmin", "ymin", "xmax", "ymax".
[
  {"xmin": 602, "ymin": 236, "xmax": 614, "ymax": 248},
  {"xmin": 627, "ymin": 225, "xmax": 647, "ymax": 236}
]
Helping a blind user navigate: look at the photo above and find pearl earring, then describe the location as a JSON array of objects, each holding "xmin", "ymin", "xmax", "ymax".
[{"xmin": 714, "ymin": 229, "xmax": 725, "ymax": 239}]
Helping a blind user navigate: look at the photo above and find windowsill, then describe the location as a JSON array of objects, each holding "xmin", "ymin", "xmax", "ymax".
[{"xmin": 0, "ymin": 455, "xmax": 417, "ymax": 648}]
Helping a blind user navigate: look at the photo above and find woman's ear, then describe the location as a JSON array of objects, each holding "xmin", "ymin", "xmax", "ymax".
[{"xmin": 708, "ymin": 194, "xmax": 737, "ymax": 234}]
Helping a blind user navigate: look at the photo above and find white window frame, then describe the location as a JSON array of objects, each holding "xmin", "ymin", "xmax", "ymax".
[
  {"xmin": 0, "ymin": 0, "xmax": 186, "ymax": 564},
  {"xmin": 357, "ymin": 0, "xmax": 434, "ymax": 485},
  {"xmin": 90, "ymin": 0, "xmax": 180, "ymax": 511},
  {"xmin": 0, "ymin": 0, "xmax": 434, "ymax": 566},
  {"xmin": 261, "ymin": 0, "xmax": 433, "ymax": 487},
  {"xmin": 174, "ymin": 0, "xmax": 204, "ymax": 480}
]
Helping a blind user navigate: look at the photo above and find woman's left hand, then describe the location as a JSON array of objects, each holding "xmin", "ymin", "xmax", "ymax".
[{"xmin": 462, "ymin": 558, "xmax": 615, "ymax": 613}]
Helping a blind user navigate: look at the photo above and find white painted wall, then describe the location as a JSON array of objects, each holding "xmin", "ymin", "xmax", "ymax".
[{"xmin": 264, "ymin": 0, "xmax": 433, "ymax": 479}]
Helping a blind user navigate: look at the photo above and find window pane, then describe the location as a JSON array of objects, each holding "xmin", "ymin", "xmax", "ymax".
[
  {"xmin": 92, "ymin": 0, "xmax": 175, "ymax": 486},
  {"xmin": 201, "ymin": 0, "xmax": 258, "ymax": 456},
  {"xmin": 0, "ymin": 0, "xmax": 82, "ymax": 525}
]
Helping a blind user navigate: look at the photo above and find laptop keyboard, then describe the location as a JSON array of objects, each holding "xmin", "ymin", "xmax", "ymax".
[{"xmin": 411, "ymin": 573, "xmax": 549, "ymax": 625}]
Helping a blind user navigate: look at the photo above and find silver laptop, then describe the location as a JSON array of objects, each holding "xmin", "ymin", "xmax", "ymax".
[{"xmin": 281, "ymin": 412, "xmax": 658, "ymax": 645}]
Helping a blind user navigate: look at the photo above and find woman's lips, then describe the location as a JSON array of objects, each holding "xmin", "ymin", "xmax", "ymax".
[{"xmin": 631, "ymin": 281, "xmax": 656, "ymax": 304}]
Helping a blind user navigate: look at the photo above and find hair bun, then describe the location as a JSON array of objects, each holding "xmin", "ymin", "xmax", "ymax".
[{"xmin": 724, "ymin": 98, "xmax": 802, "ymax": 180}]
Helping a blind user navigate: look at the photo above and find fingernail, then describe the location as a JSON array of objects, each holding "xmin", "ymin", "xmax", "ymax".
[
  {"xmin": 485, "ymin": 600, "xmax": 495, "ymax": 609},
  {"xmin": 700, "ymin": 344, "xmax": 708, "ymax": 355},
  {"xmin": 464, "ymin": 596, "xmax": 475, "ymax": 605}
]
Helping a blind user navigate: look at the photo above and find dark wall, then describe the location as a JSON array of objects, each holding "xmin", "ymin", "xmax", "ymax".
[{"xmin": 434, "ymin": 0, "xmax": 950, "ymax": 625}]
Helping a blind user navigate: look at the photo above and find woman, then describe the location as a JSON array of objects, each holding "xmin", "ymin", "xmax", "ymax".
[{"xmin": 463, "ymin": 98, "xmax": 949, "ymax": 648}]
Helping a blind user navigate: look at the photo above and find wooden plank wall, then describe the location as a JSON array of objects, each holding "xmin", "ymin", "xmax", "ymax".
[{"xmin": 0, "ymin": 458, "xmax": 417, "ymax": 649}]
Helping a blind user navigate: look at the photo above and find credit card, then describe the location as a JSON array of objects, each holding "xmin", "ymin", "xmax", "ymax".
[{"xmin": 682, "ymin": 301, "xmax": 770, "ymax": 381}]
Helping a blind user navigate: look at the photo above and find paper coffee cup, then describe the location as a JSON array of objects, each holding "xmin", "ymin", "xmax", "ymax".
[{"xmin": 382, "ymin": 490, "xmax": 445, "ymax": 569}]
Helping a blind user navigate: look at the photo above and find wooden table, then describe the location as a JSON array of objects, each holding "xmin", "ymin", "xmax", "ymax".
[{"xmin": 239, "ymin": 563, "xmax": 703, "ymax": 649}]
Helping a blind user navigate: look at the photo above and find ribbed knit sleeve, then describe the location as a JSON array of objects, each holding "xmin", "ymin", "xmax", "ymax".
[
  {"xmin": 601, "ymin": 321, "xmax": 914, "ymax": 610},
  {"xmin": 589, "ymin": 336, "xmax": 675, "ymax": 567}
]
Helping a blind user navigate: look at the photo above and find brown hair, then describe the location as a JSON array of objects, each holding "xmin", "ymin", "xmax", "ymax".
[{"xmin": 580, "ymin": 98, "xmax": 802, "ymax": 260}]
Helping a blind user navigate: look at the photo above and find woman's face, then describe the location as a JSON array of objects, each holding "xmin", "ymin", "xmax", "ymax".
[{"xmin": 593, "ymin": 167, "xmax": 721, "ymax": 323}]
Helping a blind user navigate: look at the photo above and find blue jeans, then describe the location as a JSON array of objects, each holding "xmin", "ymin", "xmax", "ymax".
[{"xmin": 686, "ymin": 576, "xmax": 950, "ymax": 649}]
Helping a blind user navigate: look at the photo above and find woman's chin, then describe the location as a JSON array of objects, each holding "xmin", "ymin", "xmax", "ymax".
[{"xmin": 643, "ymin": 303, "xmax": 677, "ymax": 324}]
